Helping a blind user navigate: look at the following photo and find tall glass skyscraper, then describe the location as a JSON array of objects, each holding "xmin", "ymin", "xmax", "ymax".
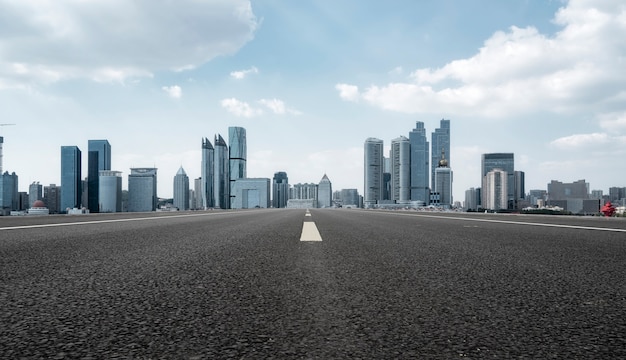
[
  {"xmin": 99, "ymin": 170, "xmax": 122, "ymax": 213},
  {"xmin": 318, "ymin": 174, "xmax": 332, "ymax": 208},
  {"xmin": 272, "ymin": 171, "xmax": 289, "ymax": 208},
  {"xmin": 364, "ymin": 137, "xmax": 384, "ymax": 208},
  {"xmin": 228, "ymin": 127, "xmax": 246, "ymax": 207},
  {"xmin": 390, "ymin": 136, "xmax": 411, "ymax": 203},
  {"xmin": 481, "ymin": 153, "xmax": 514, "ymax": 209},
  {"xmin": 128, "ymin": 168, "xmax": 157, "ymax": 212},
  {"xmin": 201, "ymin": 138, "xmax": 214, "ymax": 209},
  {"xmin": 87, "ymin": 139, "xmax": 111, "ymax": 213},
  {"xmin": 61, "ymin": 146, "xmax": 82, "ymax": 212},
  {"xmin": 409, "ymin": 122, "xmax": 429, "ymax": 204},
  {"xmin": 173, "ymin": 166, "xmax": 189, "ymax": 210},
  {"xmin": 431, "ymin": 119, "xmax": 450, "ymax": 189},
  {"xmin": 214, "ymin": 134, "xmax": 230, "ymax": 209}
]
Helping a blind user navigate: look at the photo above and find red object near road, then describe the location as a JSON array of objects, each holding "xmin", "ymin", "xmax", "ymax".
[{"xmin": 601, "ymin": 201, "xmax": 616, "ymax": 217}]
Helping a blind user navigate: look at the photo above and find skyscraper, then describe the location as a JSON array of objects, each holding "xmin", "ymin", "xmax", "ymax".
[
  {"xmin": 272, "ymin": 171, "xmax": 289, "ymax": 208},
  {"xmin": 61, "ymin": 146, "xmax": 82, "ymax": 212},
  {"xmin": 409, "ymin": 122, "xmax": 429, "ymax": 204},
  {"xmin": 431, "ymin": 119, "xmax": 450, "ymax": 189},
  {"xmin": 128, "ymin": 168, "xmax": 157, "ymax": 212},
  {"xmin": 29, "ymin": 181, "xmax": 43, "ymax": 208},
  {"xmin": 364, "ymin": 138, "xmax": 384, "ymax": 208},
  {"xmin": 0, "ymin": 171, "xmax": 18, "ymax": 214},
  {"xmin": 481, "ymin": 153, "xmax": 514, "ymax": 209},
  {"xmin": 390, "ymin": 136, "xmax": 410, "ymax": 203},
  {"xmin": 484, "ymin": 169, "xmax": 508, "ymax": 211},
  {"xmin": 434, "ymin": 149, "xmax": 453, "ymax": 208},
  {"xmin": 87, "ymin": 139, "xmax": 111, "ymax": 213},
  {"xmin": 228, "ymin": 126, "xmax": 246, "ymax": 207},
  {"xmin": 0, "ymin": 136, "xmax": 4, "ymax": 174},
  {"xmin": 318, "ymin": 174, "xmax": 333, "ymax": 208},
  {"xmin": 44, "ymin": 184, "xmax": 61, "ymax": 214},
  {"xmin": 201, "ymin": 138, "xmax": 214, "ymax": 209},
  {"xmin": 173, "ymin": 166, "xmax": 190, "ymax": 210},
  {"xmin": 99, "ymin": 171, "xmax": 122, "ymax": 213},
  {"xmin": 214, "ymin": 134, "xmax": 230, "ymax": 209}
]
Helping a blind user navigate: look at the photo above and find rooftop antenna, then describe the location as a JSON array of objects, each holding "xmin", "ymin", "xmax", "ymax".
[{"xmin": 0, "ymin": 123, "xmax": 16, "ymax": 174}]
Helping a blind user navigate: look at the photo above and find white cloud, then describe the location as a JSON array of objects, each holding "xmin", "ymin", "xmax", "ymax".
[
  {"xmin": 162, "ymin": 85, "xmax": 182, "ymax": 99},
  {"xmin": 221, "ymin": 98, "xmax": 262, "ymax": 118},
  {"xmin": 344, "ymin": 0, "xmax": 626, "ymax": 118},
  {"xmin": 335, "ymin": 83, "xmax": 360, "ymax": 102},
  {"xmin": 0, "ymin": 0, "xmax": 258, "ymax": 86},
  {"xmin": 230, "ymin": 66, "xmax": 259, "ymax": 79},
  {"xmin": 258, "ymin": 98, "xmax": 302, "ymax": 115},
  {"xmin": 550, "ymin": 132, "xmax": 613, "ymax": 149},
  {"xmin": 598, "ymin": 112, "xmax": 626, "ymax": 133}
]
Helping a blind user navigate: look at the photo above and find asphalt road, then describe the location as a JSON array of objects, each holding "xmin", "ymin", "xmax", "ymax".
[{"xmin": 1, "ymin": 209, "xmax": 625, "ymax": 358}]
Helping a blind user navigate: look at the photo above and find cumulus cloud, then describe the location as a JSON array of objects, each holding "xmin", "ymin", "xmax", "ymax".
[
  {"xmin": 598, "ymin": 112, "xmax": 626, "ymax": 132},
  {"xmin": 258, "ymin": 98, "xmax": 301, "ymax": 115},
  {"xmin": 343, "ymin": 0, "xmax": 626, "ymax": 118},
  {"xmin": 162, "ymin": 85, "xmax": 182, "ymax": 99},
  {"xmin": 230, "ymin": 66, "xmax": 259, "ymax": 79},
  {"xmin": 335, "ymin": 83, "xmax": 360, "ymax": 102},
  {"xmin": 0, "ymin": 0, "xmax": 258, "ymax": 86},
  {"xmin": 221, "ymin": 98, "xmax": 262, "ymax": 118}
]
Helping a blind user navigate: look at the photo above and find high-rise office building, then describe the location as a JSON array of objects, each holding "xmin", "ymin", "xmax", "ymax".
[
  {"xmin": 61, "ymin": 146, "xmax": 82, "ymax": 212},
  {"xmin": 173, "ymin": 166, "xmax": 189, "ymax": 210},
  {"xmin": 514, "ymin": 170, "xmax": 526, "ymax": 207},
  {"xmin": 481, "ymin": 153, "xmax": 514, "ymax": 209},
  {"xmin": 29, "ymin": 181, "xmax": 43, "ymax": 208},
  {"xmin": 201, "ymin": 138, "xmax": 214, "ymax": 209},
  {"xmin": 194, "ymin": 177, "xmax": 202, "ymax": 210},
  {"xmin": 231, "ymin": 178, "xmax": 270, "ymax": 209},
  {"xmin": 0, "ymin": 171, "xmax": 18, "ymax": 214},
  {"xmin": 290, "ymin": 183, "xmax": 318, "ymax": 202},
  {"xmin": 128, "ymin": 168, "xmax": 157, "ymax": 212},
  {"xmin": 228, "ymin": 126, "xmax": 246, "ymax": 207},
  {"xmin": 364, "ymin": 137, "xmax": 384, "ymax": 208},
  {"xmin": 484, "ymin": 169, "xmax": 508, "ymax": 211},
  {"xmin": 87, "ymin": 140, "xmax": 111, "ymax": 213},
  {"xmin": 99, "ymin": 171, "xmax": 122, "ymax": 213},
  {"xmin": 0, "ymin": 136, "xmax": 4, "ymax": 174},
  {"xmin": 431, "ymin": 119, "xmax": 450, "ymax": 189},
  {"xmin": 318, "ymin": 174, "xmax": 333, "ymax": 208},
  {"xmin": 214, "ymin": 134, "xmax": 230, "ymax": 209},
  {"xmin": 464, "ymin": 187, "xmax": 480, "ymax": 211},
  {"xmin": 272, "ymin": 171, "xmax": 289, "ymax": 208},
  {"xmin": 44, "ymin": 184, "xmax": 61, "ymax": 214},
  {"xmin": 434, "ymin": 150, "xmax": 453, "ymax": 208},
  {"xmin": 339, "ymin": 189, "xmax": 360, "ymax": 207},
  {"xmin": 390, "ymin": 136, "xmax": 410, "ymax": 203},
  {"xmin": 547, "ymin": 180, "xmax": 589, "ymax": 200},
  {"xmin": 409, "ymin": 122, "xmax": 429, "ymax": 204}
]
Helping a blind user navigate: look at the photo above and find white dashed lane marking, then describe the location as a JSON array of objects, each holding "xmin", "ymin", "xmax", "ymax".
[{"xmin": 300, "ymin": 210, "xmax": 322, "ymax": 241}]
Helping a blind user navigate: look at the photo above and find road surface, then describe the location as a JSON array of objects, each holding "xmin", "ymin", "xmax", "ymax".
[{"xmin": 1, "ymin": 209, "xmax": 625, "ymax": 358}]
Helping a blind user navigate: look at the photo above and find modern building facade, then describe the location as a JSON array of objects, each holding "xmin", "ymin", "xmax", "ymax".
[
  {"xmin": 272, "ymin": 171, "xmax": 289, "ymax": 208},
  {"xmin": 364, "ymin": 137, "xmax": 384, "ymax": 208},
  {"xmin": 231, "ymin": 178, "xmax": 270, "ymax": 209},
  {"xmin": 173, "ymin": 166, "xmax": 189, "ymax": 210},
  {"xmin": 61, "ymin": 146, "xmax": 82, "ymax": 212},
  {"xmin": 464, "ymin": 187, "xmax": 480, "ymax": 211},
  {"xmin": 431, "ymin": 119, "xmax": 450, "ymax": 189},
  {"xmin": 409, "ymin": 122, "xmax": 429, "ymax": 204},
  {"xmin": 99, "ymin": 171, "xmax": 122, "ymax": 213},
  {"xmin": 128, "ymin": 168, "xmax": 157, "ymax": 212},
  {"xmin": 318, "ymin": 174, "xmax": 333, "ymax": 208},
  {"xmin": 390, "ymin": 136, "xmax": 410, "ymax": 203},
  {"xmin": 228, "ymin": 126, "xmax": 246, "ymax": 207},
  {"xmin": 481, "ymin": 153, "xmax": 514, "ymax": 209},
  {"xmin": 434, "ymin": 150, "xmax": 453, "ymax": 208},
  {"xmin": 213, "ymin": 134, "xmax": 230, "ymax": 209},
  {"xmin": 484, "ymin": 169, "xmax": 508, "ymax": 211},
  {"xmin": 339, "ymin": 189, "xmax": 360, "ymax": 207},
  {"xmin": 201, "ymin": 138, "xmax": 214, "ymax": 209},
  {"xmin": 547, "ymin": 180, "xmax": 589, "ymax": 200},
  {"xmin": 290, "ymin": 183, "xmax": 318, "ymax": 204},
  {"xmin": 29, "ymin": 181, "xmax": 43, "ymax": 208},
  {"xmin": 87, "ymin": 139, "xmax": 111, "ymax": 213},
  {"xmin": 0, "ymin": 171, "xmax": 18, "ymax": 214},
  {"xmin": 44, "ymin": 184, "xmax": 61, "ymax": 214}
]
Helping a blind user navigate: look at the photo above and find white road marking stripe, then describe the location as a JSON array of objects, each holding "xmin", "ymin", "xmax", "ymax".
[
  {"xmin": 369, "ymin": 211, "xmax": 626, "ymax": 233},
  {"xmin": 0, "ymin": 212, "xmax": 236, "ymax": 231},
  {"xmin": 300, "ymin": 222, "xmax": 322, "ymax": 241}
]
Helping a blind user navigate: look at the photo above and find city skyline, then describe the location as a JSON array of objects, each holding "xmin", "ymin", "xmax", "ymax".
[{"xmin": 2, "ymin": 1, "xmax": 625, "ymax": 200}]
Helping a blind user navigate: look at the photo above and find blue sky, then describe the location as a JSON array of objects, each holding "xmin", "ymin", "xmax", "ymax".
[{"xmin": 1, "ymin": 0, "xmax": 625, "ymax": 201}]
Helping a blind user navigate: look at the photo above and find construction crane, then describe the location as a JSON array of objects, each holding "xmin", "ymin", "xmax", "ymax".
[{"xmin": 0, "ymin": 123, "xmax": 16, "ymax": 174}]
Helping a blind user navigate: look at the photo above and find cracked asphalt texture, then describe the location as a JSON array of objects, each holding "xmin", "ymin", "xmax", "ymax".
[{"xmin": 1, "ymin": 209, "xmax": 625, "ymax": 358}]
